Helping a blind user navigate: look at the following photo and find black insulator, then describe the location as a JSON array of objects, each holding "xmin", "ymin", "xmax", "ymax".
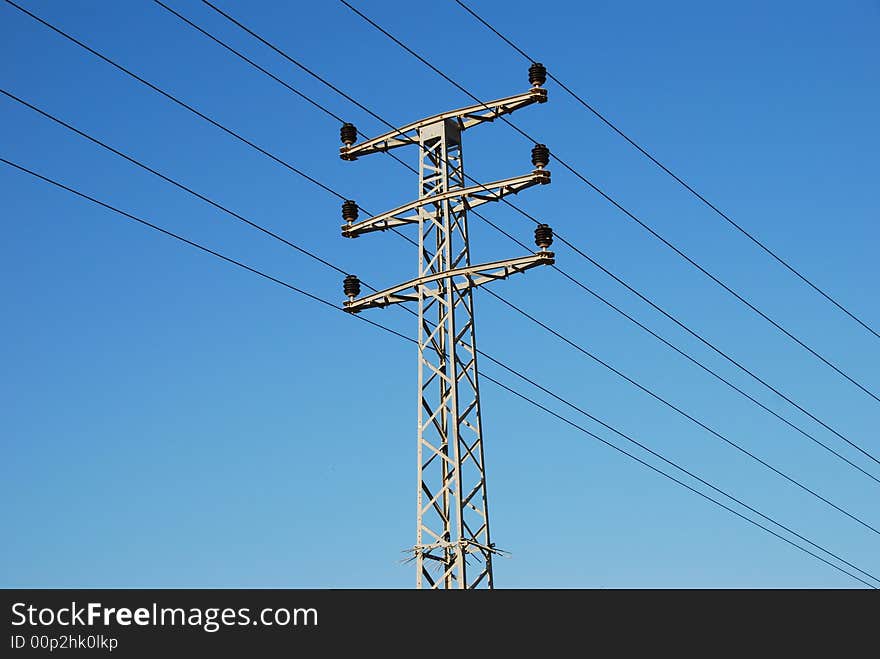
[
  {"xmin": 531, "ymin": 143, "xmax": 550, "ymax": 169},
  {"xmin": 342, "ymin": 200, "xmax": 358, "ymax": 223},
  {"xmin": 534, "ymin": 223, "xmax": 553, "ymax": 250},
  {"xmin": 528, "ymin": 62, "xmax": 547, "ymax": 87},
  {"xmin": 340, "ymin": 122, "xmax": 357, "ymax": 146},
  {"xmin": 343, "ymin": 274, "xmax": 361, "ymax": 299}
]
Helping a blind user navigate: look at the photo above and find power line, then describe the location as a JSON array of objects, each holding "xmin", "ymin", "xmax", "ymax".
[
  {"xmin": 53, "ymin": 0, "xmax": 873, "ymax": 479},
  {"xmin": 1, "ymin": 0, "xmax": 345, "ymax": 203},
  {"xmin": 3, "ymin": 155, "xmax": 874, "ymax": 588},
  {"xmin": 8, "ymin": 83, "xmax": 877, "ymax": 546},
  {"xmin": 452, "ymin": 0, "xmax": 880, "ymax": 343},
  {"xmin": 178, "ymin": 0, "xmax": 422, "ymax": 182},
  {"xmin": 194, "ymin": 0, "xmax": 396, "ymax": 134},
  {"xmin": 0, "ymin": 87, "xmax": 413, "ymax": 300},
  {"xmin": 474, "ymin": 213, "xmax": 880, "ymax": 479},
  {"xmin": 0, "ymin": 156, "xmax": 388, "ymax": 335},
  {"xmin": 13, "ymin": 66, "xmax": 878, "ymax": 577},
  {"xmin": 477, "ymin": 352, "xmax": 880, "ymax": 586},
  {"xmin": 150, "ymin": 1, "xmax": 344, "ymax": 126},
  {"xmin": 0, "ymin": 88, "xmax": 353, "ymax": 278},
  {"xmin": 549, "ymin": 223, "xmax": 880, "ymax": 469},
  {"xmin": 0, "ymin": 0, "xmax": 424, "ymax": 261},
  {"xmin": 483, "ymin": 289, "xmax": 880, "ymax": 538},
  {"xmin": 483, "ymin": 376, "xmax": 877, "ymax": 589},
  {"xmin": 148, "ymin": 0, "xmax": 421, "ymax": 180},
  {"xmin": 154, "ymin": 0, "xmax": 880, "ymax": 474},
  {"xmin": 10, "ymin": 0, "xmax": 876, "ymax": 515},
  {"xmin": 176, "ymin": 2, "xmax": 880, "ymax": 472},
  {"xmin": 336, "ymin": 0, "xmax": 880, "ymax": 406}
]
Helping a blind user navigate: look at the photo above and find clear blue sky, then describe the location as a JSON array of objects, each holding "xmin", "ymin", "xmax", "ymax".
[{"xmin": 1, "ymin": 0, "xmax": 878, "ymax": 588}]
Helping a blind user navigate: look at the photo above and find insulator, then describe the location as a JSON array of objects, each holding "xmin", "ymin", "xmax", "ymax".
[
  {"xmin": 528, "ymin": 62, "xmax": 547, "ymax": 87},
  {"xmin": 340, "ymin": 122, "xmax": 357, "ymax": 146},
  {"xmin": 342, "ymin": 200, "xmax": 358, "ymax": 223},
  {"xmin": 343, "ymin": 274, "xmax": 361, "ymax": 299},
  {"xmin": 534, "ymin": 223, "xmax": 553, "ymax": 250},
  {"xmin": 531, "ymin": 143, "xmax": 550, "ymax": 169}
]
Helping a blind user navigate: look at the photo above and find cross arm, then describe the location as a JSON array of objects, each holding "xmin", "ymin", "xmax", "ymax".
[
  {"xmin": 340, "ymin": 87, "xmax": 547, "ymax": 160},
  {"xmin": 343, "ymin": 251, "xmax": 554, "ymax": 313}
]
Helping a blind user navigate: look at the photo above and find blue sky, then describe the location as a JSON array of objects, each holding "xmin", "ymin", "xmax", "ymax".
[{"xmin": 1, "ymin": 0, "xmax": 878, "ymax": 588}]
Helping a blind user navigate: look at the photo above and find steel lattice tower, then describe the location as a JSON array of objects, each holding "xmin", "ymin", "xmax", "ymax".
[{"xmin": 339, "ymin": 64, "xmax": 554, "ymax": 588}]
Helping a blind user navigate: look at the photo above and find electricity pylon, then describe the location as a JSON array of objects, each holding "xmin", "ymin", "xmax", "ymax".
[{"xmin": 339, "ymin": 64, "xmax": 554, "ymax": 589}]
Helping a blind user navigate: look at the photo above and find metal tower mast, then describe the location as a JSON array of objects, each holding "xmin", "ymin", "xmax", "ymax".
[{"xmin": 339, "ymin": 64, "xmax": 555, "ymax": 589}]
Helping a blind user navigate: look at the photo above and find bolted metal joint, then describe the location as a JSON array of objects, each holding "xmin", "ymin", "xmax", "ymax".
[
  {"xmin": 528, "ymin": 62, "xmax": 547, "ymax": 87},
  {"xmin": 531, "ymin": 143, "xmax": 550, "ymax": 169},
  {"xmin": 343, "ymin": 274, "xmax": 361, "ymax": 304},
  {"xmin": 534, "ymin": 223, "xmax": 554, "ymax": 250}
]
